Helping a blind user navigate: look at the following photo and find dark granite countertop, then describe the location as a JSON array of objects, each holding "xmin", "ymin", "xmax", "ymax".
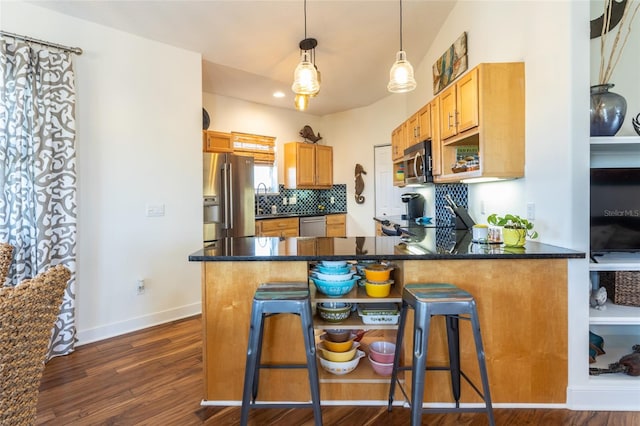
[
  {"xmin": 256, "ymin": 211, "xmax": 347, "ymax": 220},
  {"xmin": 189, "ymin": 230, "xmax": 585, "ymax": 262}
]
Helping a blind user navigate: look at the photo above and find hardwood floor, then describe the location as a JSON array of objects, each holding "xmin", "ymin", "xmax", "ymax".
[{"xmin": 36, "ymin": 316, "xmax": 639, "ymax": 425}]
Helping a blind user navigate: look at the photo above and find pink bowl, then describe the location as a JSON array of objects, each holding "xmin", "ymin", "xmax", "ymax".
[
  {"xmin": 369, "ymin": 341, "xmax": 396, "ymax": 364},
  {"xmin": 368, "ymin": 354, "xmax": 393, "ymax": 376}
]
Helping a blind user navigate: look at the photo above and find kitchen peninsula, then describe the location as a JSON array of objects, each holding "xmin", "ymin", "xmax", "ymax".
[{"xmin": 189, "ymin": 233, "xmax": 584, "ymax": 406}]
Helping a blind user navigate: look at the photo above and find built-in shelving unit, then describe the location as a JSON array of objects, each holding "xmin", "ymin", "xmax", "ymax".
[{"xmin": 585, "ymin": 138, "xmax": 640, "ymax": 409}]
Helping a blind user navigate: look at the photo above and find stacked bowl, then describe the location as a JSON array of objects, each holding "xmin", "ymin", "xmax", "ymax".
[
  {"xmin": 367, "ymin": 340, "xmax": 396, "ymax": 376},
  {"xmin": 317, "ymin": 330, "xmax": 364, "ymax": 375},
  {"xmin": 362, "ymin": 264, "xmax": 394, "ymax": 298},
  {"xmin": 310, "ymin": 261, "xmax": 359, "ymax": 297}
]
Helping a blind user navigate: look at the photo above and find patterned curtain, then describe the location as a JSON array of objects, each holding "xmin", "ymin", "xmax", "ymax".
[{"xmin": 0, "ymin": 38, "xmax": 77, "ymax": 358}]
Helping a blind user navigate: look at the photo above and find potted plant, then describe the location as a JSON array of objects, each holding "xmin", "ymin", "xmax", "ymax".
[{"xmin": 487, "ymin": 213, "xmax": 539, "ymax": 247}]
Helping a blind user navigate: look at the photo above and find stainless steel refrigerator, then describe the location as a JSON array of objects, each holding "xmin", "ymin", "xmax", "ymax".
[{"xmin": 203, "ymin": 152, "xmax": 255, "ymax": 242}]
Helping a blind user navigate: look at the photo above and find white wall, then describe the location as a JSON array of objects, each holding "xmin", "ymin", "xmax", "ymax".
[
  {"xmin": 2, "ymin": 2, "xmax": 204, "ymax": 344},
  {"xmin": 202, "ymin": 93, "xmax": 321, "ymax": 186},
  {"xmin": 403, "ymin": 0, "xmax": 589, "ymax": 252}
]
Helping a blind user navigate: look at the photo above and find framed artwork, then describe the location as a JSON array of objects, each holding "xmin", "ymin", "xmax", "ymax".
[{"xmin": 432, "ymin": 32, "xmax": 468, "ymax": 94}]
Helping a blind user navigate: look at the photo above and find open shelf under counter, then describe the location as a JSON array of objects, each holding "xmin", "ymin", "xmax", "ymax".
[
  {"xmin": 313, "ymin": 309, "xmax": 399, "ymax": 330},
  {"xmin": 311, "ymin": 282, "xmax": 402, "ymax": 304}
]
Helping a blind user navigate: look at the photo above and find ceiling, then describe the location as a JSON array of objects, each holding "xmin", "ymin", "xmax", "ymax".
[{"xmin": 30, "ymin": 1, "xmax": 456, "ymax": 116}]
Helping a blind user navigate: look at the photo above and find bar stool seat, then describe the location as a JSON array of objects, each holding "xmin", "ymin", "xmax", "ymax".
[
  {"xmin": 240, "ymin": 282, "xmax": 322, "ymax": 426},
  {"xmin": 388, "ymin": 283, "xmax": 494, "ymax": 426}
]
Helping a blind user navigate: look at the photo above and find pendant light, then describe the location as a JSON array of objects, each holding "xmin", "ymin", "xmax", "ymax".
[
  {"xmin": 294, "ymin": 93, "xmax": 310, "ymax": 111},
  {"xmin": 292, "ymin": 0, "xmax": 320, "ymax": 104},
  {"xmin": 388, "ymin": 0, "xmax": 416, "ymax": 93}
]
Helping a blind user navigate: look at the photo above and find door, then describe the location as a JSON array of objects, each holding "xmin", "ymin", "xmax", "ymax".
[
  {"xmin": 297, "ymin": 143, "xmax": 316, "ymax": 186},
  {"xmin": 374, "ymin": 145, "xmax": 404, "ymax": 218},
  {"xmin": 456, "ymin": 67, "xmax": 479, "ymax": 132}
]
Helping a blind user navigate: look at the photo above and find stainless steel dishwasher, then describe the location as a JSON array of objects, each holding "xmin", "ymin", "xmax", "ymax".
[{"xmin": 299, "ymin": 215, "xmax": 326, "ymax": 236}]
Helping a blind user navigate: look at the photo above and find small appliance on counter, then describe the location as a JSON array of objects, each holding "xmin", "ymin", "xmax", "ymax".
[{"xmin": 401, "ymin": 193, "xmax": 425, "ymax": 220}]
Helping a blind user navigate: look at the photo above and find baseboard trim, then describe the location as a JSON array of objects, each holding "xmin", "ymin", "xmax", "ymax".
[
  {"xmin": 200, "ymin": 400, "xmax": 567, "ymax": 409},
  {"xmin": 568, "ymin": 385, "xmax": 640, "ymax": 411},
  {"xmin": 76, "ymin": 302, "xmax": 201, "ymax": 345}
]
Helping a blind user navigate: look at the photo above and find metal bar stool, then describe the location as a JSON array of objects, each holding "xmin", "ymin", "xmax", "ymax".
[
  {"xmin": 240, "ymin": 282, "xmax": 322, "ymax": 426},
  {"xmin": 388, "ymin": 283, "xmax": 494, "ymax": 426}
]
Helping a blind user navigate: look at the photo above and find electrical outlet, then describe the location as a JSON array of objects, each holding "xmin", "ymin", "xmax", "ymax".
[
  {"xmin": 289, "ymin": 195, "xmax": 297, "ymax": 205},
  {"xmin": 145, "ymin": 204, "xmax": 165, "ymax": 217},
  {"xmin": 480, "ymin": 200, "xmax": 486, "ymax": 215},
  {"xmin": 527, "ymin": 203, "xmax": 535, "ymax": 221},
  {"xmin": 330, "ymin": 196, "xmax": 335, "ymax": 204},
  {"xmin": 137, "ymin": 279, "xmax": 145, "ymax": 295},
  {"xmin": 282, "ymin": 197, "xmax": 288, "ymax": 205}
]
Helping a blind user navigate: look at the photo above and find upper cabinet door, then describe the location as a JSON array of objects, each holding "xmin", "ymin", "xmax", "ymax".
[
  {"xmin": 315, "ymin": 145, "xmax": 333, "ymax": 188},
  {"xmin": 456, "ymin": 68, "xmax": 479, "ymax": 133},
  {"xmin": 439, "ymin": 85, "xmax": 457, "ymax": 140},
  {"xmin": 203, "ymin": 131, "xmax": 233, "ymax": 152},
  {"xmin": 296, "ymin": 143, "xmax": 316, "ymax": 187}
]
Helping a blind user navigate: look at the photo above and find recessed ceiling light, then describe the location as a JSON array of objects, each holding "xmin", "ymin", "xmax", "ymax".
[{"xmin": 273, "ymin": 91, "xmax": 286, "ymax": 98}]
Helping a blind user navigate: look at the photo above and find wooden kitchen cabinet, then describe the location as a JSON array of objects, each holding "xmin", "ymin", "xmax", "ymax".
[
  {"xmin": 436, "ymin": 62, "xmax": 525, "ymax": 183},
  {"xmin": 407, "ymin": 102, "xmax": 432, "ymax": 148},
  {"xmin": 202, "ymin": 130, "xmax": 233, "ymax": 152},
  {"xmin": 439, "ymin": 68, "xmax": 479, "ymax": 141},
  {"xmin": 325, "ymin": 214, "xmax": 346, "ymax": 237},
  {"xmin": 284, "ymin": 142, "xmax": 333, "ymax": 189},
  {"xmin": 255, "ymin": 217, "xmax": 299, "ymax": 237},
  {"xmin": 391, "ymin": 122, "xmax": 407, "ymax": 161}
]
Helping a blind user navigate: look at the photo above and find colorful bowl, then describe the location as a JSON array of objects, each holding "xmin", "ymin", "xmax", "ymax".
[
  {"xmin": 318, "ymin": 350, "xmax": 365, "ymax": 375},
  {"xmin": 369, "ymin": 340, "xmax": 396, "ymax": 364},
  {"xmin": 312, "ymin": 270, "xmax": 356, "ymax": 282},
  {"xmin": 317, "ymin": 342, "xmax": 360, "ymax": 362},
  {"xmin": 317, "ymin": 302, "xmax": 352, "ymax": 323},
  {"xmin": 364, "ymin": 264, "xmax": 393, "ymax": 282},
  {"xmin": 368, "ymin": 354, "xmax": 394, "ymax": 376},
  {"xmin": 324, "ymin": 329, "xmax": 352, "ymax": 343},
  {"xmin": 320, "ymin": 260, "xmax": 348, "ymax": 269},
  {"xmin": 316, "ymin": 264, "xmax": 352, "ymax": 275},
  {"xmin": 312, "ymin": 276, "xmax": 358, "ymax": 297},
  {"xmin": 364, "ymin": 280, "xmax": 392, "ymax": 298},
  {"xmin": 320, "ymin": 333, "xmax": 356, "ymax": 352}
]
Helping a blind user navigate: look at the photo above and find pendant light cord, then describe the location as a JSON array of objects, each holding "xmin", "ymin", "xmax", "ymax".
[
  {"xmin": 399, "ymin": 0, "xmax": 404, "ymax": 51},
  {"xmin": 304, "ymin": 0, "xmax": 308, "ymax": 39}
]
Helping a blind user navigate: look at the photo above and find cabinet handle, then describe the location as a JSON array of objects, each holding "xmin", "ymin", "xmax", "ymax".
[
  {"xmin": 448, "ymin": 113, "xmax": 454, "ymax": 129},
  {"xmin": 455, "ymin": 110, "xmax": 460, "ymax": 127}
]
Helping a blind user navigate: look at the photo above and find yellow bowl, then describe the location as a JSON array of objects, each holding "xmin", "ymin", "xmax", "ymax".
[
  {"xmin": 365, "ymin": 280, "xmax": 391, "ymax": 298},
  {"xmin": 317, "ymin": 342, "xmax": 360, "ymax": 362},
  {"xmin": 320, "ymin": 334, "xmax": 355, "ymax": 352}
]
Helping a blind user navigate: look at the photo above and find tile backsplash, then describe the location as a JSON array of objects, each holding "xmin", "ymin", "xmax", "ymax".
[{"xmin": 256, "ymin": 184, "xmax": 347, "ymax": 215}]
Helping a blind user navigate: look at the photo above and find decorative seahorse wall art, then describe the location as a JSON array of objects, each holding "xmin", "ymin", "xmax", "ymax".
[{"xmin": 355, "ymin": 163, "xmax": 366, "ymax": 204}]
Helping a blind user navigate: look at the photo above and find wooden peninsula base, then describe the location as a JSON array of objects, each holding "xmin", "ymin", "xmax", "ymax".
[{"xmin": 200, "ymin": 258, "xmax": 568, "ymax": 405}]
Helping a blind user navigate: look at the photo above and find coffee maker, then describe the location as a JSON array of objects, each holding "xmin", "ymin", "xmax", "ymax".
[{"xmin": 401, "ymin": 193, "xmax": 425, "ymax": 220}]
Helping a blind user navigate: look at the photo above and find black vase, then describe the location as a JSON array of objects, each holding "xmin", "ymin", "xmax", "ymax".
[{"xmin": 590, "ymin": 84, "xmax": 627, "ymax": 136}]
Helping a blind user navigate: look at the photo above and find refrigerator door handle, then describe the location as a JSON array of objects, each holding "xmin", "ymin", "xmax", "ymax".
[
  {"xmin": 222, "ymin": 163, "xmax": 231, "ymax": 229},
  {"xmin": 228, "ymin": 162, "xmax": 234, "ymax": 230}
]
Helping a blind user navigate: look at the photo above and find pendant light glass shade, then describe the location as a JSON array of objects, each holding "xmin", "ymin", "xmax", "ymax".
[
  {"xmin": 388, "ymin": 50, "xmax": 416, "ymax": 93},
  {"xmin": 292, "ymin": 50, "xmax": 320, "ymax": 95},
  {"xmin": 294, "ymin": 93, "xmax": 309, "ymax": 111}
]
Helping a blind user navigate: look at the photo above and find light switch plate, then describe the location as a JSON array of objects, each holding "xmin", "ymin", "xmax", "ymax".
[{"xmin": 146, "ymin": 204, "xmax": 165, "ymax": 217}]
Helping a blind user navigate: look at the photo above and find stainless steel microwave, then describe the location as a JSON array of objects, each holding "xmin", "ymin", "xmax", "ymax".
[{"xmin": 403, "ymin": 139, "xmax": 434, "ymax": 185}]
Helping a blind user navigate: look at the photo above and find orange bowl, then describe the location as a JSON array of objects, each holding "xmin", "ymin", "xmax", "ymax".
[{"xmin": 364, "ymin": 264, "xmax": 392, "ymax": 282}]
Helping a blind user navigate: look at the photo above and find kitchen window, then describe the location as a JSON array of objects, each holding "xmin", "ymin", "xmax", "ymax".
[{"xmin": 231, "ymin": 132, "xmax": 278, "ymax": 192}]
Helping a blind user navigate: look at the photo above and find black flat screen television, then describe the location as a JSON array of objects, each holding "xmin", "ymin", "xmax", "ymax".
[{"xmin": 590, "ymin": 168, "xmax": 640, "ymax": 254}]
